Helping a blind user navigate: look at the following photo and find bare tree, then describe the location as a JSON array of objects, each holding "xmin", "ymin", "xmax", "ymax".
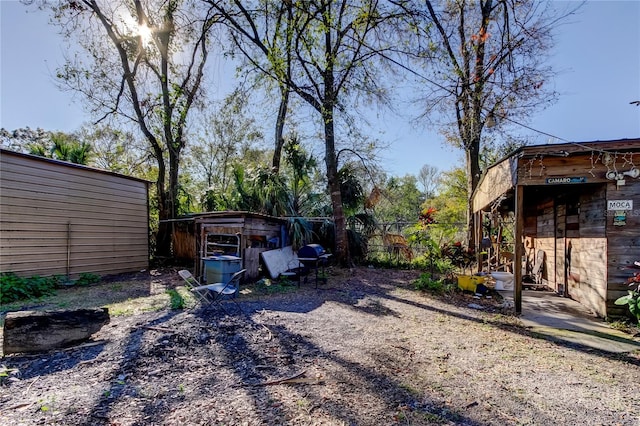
[
  {"xmin": 207, "ymin": 0, "xmax": 297, "ymax": 172},
  {"xmin": 410, "ymin": 0, "xmax": 577, "ymax": 247},
  {"xmin": 32, "ymin": 0, "xmax": 218, "ymax": 256},
  {"xmin": 188, "ymin": 90, "xmax": 264, "ymax": 193},
  {"xmin": 417, "ymin": 163, "xmax": 440, "ymax": 198},
  {"xmin": 206, "ymin": 0, "xmax": 406, "ymax": 264}
]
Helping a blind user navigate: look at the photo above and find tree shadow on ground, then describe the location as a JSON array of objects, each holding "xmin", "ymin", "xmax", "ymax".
[
  {"xmin": 243, "ymin": 270, "xmax": 640, "ymax": 366},
  {"xmin": 125, "ymin": 308, "xmax": 486, "ymax": 425},
  {"xmin": 3, "ymin": 267, "xmax": 638, "ymax": 425}
]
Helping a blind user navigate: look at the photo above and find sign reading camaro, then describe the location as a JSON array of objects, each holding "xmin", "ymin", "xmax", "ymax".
[{"xmin": 545, "ymin": 177, "xmax": 587, "ymax": 184}]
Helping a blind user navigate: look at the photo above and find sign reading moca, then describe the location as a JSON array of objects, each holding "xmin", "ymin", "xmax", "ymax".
[{"xmin": 607, "ymin": 200, "xmax": 633, "ymax": 211}]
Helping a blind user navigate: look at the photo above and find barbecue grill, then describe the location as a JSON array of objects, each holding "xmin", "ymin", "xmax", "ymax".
[
  {"xmin": 297, "ymin": 244, "xmax": 330, "ymax": 287},
  {"xmin": 297, "ymin": 244, "xmax": 325, "ymax": 259}
]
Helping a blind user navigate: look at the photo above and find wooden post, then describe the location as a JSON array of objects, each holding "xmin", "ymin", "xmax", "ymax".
[
  {"xmin": 475, "ymin": 211, "xmax": 483, "ymax": 273},
  {"xmin": 514, "ymin": 185, "xmax": 524, "ymax": 314},
  {"xmin": 66, "ymin": 221, "xmax": 71, "ymax": 278}
]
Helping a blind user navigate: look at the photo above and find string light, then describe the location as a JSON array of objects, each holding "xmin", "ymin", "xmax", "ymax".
[
  {"xmin": 525, "ymin": 155, "xmax": 536, "ymax": 179},
  {"xmin": 586, "ymin": 151, "xmax": 602, "ymax": 178},
  {"xmin": 538, "ymin": 155, "xmax": 546, "ymax": 176},
  {"xmin": 525, "ymin": 148, "xmax": 639, "ymax": 181}
]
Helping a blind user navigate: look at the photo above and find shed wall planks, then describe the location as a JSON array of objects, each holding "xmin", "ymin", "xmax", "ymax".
[
  {"xmin": 567, "ymin": 237, "xmax": 607, "ymax": 318},
  {"xmin": 0, "ymin": 150, "xmax": 149, "ymax": 278},
  {"xmin": 605, "ymin": 180, "xmax": 640, "ymax": 315}
]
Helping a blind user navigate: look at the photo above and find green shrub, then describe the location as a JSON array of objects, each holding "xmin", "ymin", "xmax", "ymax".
[
  {"xmin": 366, "ymin": 255, "xmax": 412, "ymax": 269},
  {"xmin": 75, "ymin": 272, "xmax": 101, "ymax": 286},
  {"xmin": 614, "ymin": 273, "xmax": 640, "ymax": 322},
  {"xmin": 0, "ymin": 272, "xmax": 57, "ymax": 304},
  {"xmin": 411, "ymin": 255, "xmax": 454, "ymax": 275},
  {"xmin": 50, "ymin": 274, "xmax": 68, "ymax": 287},
  {"xmin": 413, "ymin": 272, "xmax": 445, "ymax": 294}
]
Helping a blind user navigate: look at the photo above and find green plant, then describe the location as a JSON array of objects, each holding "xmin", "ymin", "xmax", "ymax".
[
  {"xmin": 441, "ymin": 242, "xmax": 476, "ymax": 275},
  {"xmin": 75, "ymin": 272, "xmax": 101, "ymax": 286},
  {"xmin": 413, "ymin": 273, "xmax": 445, "ymax": 294},
  {"xmin": 278, "ymin": 276, "xmax": 293, "ymax": 287},
  {"xmin": 0, "ymin": 272, "xmax": 57, "ymax": 303},
  {"xmin": 614, "ymin": 271, "xmax": 640, "ymax": 322},
  {"xmin": 253, "ymin": 278, "xmax": 298, "ymax": 295},
  {"xmin": 37, "ymin": 396, "xmax": 56, "ymax": 414},
  {"xmin": 288, "ymin": 217, "xmax": 313, "ymax": 251},
  {"xmin": 0, "ymin": 365, "xmax": 18, "ymax": 386},
  {"xmin": 366, "ymin": 252, "xmax": 412, "ymax": 269},
  {"xmin": 50, "ymin": 274, "xmax": 69, "ymax": 287},
  {"xmin": 411, "ymin": 253, "xmax": 454, "ymax": 275},
  {"xmin": 166, "ymin": 289, "xmax": 186, "ymax": 310}
]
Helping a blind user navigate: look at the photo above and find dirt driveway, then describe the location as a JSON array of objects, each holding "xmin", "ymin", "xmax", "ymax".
[{"xmin": 1, "ymin": 267, "xmax": 639, "ymax": 425}]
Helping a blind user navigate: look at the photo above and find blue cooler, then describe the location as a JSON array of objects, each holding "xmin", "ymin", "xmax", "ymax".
[{"xmin": 203, "ymin": 255, "xmax": 242, "ymax": 284}]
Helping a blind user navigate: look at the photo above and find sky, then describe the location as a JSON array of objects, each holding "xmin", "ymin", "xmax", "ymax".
[{"xmin": 1, "ymin": 0, "xmax": 639, "ymax": 178}]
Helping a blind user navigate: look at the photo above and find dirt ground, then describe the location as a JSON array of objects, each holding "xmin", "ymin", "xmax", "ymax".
[{"xmin": 1, "ymin": 267, "xmax": 639, "ymax": 425}]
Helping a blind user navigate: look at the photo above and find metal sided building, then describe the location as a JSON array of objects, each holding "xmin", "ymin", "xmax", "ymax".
[{"xmin": 0, "ymin": 149, "xmax": 150, "ymax": 278}]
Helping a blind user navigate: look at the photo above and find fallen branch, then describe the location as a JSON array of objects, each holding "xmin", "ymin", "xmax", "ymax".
[
  {"xmin": 58, "ymin": 340, "xmax": 107, "ymax": 352},
  {"xmin": 7, "ymin": 402, "xmax": 33, "ymax": 411},
  {"xmin": 23, "ymin": 376, "xmax": 40, "ymax": 396},
  {"xmin": 260, "ymin": 324, "xmax": 273, "ymax": 342},
  {"xmin": 140, "ymin": 326, "xmax": 175, "ymax": 333},
  {"xmin": 78, "ymin": 357, "xmax": 103, "ymax": 367},
  {"xmin": 270, "ymin": 377, "xmax": 326, "ymax": 385}
]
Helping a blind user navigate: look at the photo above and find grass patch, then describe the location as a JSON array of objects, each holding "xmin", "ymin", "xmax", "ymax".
[
  {"xmin": 608, "ymin": 318, "xmax": 639, "ymax": 335},
  {"xmin": 245, "ymin": 278, "xmax": 299, "ymax": 296},
  {"xmin": 413, "ymin": 273, "xmax": 446, "ymax": 294},
  {"xmin": 1, "ymin": 275, "xmax": 175, "ymax": 319},
  {"xmin": 166, "ymin": 289, "xmax": 186, "ymax": 310},
  {"xmin": 105, "ymin": 293, "xmax": 171, "ymax": 316}
]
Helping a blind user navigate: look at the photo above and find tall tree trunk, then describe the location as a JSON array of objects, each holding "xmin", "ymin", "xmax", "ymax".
[
  {"xmin": 323, "ymin": 107, "xmax": 350, "ymax": 265},
  {"xmin": 154, "ymin": 155, "xmax": 173, "ymax": 258},
  {"xmin": 156, "ymin": 149, "xmax": 181, "ymax": 258},
  {"xmin": 272, "ymin": 87, "xmax": 289, "ymax": 172},
  {"xmin": 465, "ymin": 136, "xmax": 481, "ymax": 251}
]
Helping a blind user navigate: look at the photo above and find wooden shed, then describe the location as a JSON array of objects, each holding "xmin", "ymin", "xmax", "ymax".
[
  {"xmin": 472, "ymin": 139, "xmax": 640, "ymax": 318},
  {"xmin": 0, "ymin": 149, "xmax": 149, "ymax": 278},
  {"xmin": 171, "ymin": 211, "xmax": 287, "ymax": 282}
]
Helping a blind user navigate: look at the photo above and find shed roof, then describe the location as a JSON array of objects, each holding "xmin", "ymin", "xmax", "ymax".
[
  {"xmin": 0, "ymin": 148, "xmax": 151, "ymax": 184},
  {"xmin": 174, "ymin": 211, "xmax": 288, "ymax": 224}
]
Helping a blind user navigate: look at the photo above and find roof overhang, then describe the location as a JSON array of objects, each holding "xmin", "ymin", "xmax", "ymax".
[
  {"xmin": 471, "ymin": 138, "xmax": 640, "ymax": 213},
  {"xmin": 472, "ymin": 155, "xmax": 518, "ymax": 213}
]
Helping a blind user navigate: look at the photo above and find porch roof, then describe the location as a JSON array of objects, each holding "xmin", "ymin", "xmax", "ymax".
[{"xmin": 471, "ymin": 138, "xmax": 640, "ymax": 213}]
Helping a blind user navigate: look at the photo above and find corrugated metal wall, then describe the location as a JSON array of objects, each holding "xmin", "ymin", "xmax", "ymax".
[{"xmin": 0, "ymin": 149, "xmax": 149, "ymax": 278}]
